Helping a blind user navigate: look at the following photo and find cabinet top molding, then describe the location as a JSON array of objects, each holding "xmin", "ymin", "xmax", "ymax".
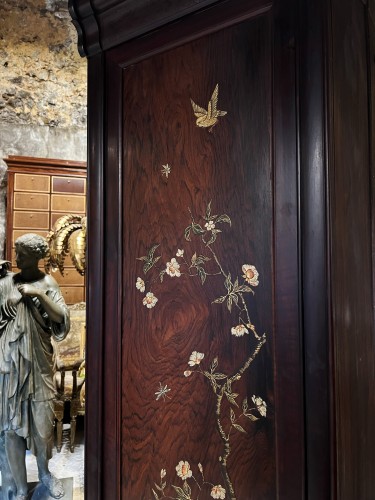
[{"xmin": 68, "ymin": 0, "xmax": 225, "ymax": 57}]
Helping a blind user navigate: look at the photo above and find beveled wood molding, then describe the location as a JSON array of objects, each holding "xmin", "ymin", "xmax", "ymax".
[
  {"xmin": 4, "ymin": 155, "xmax": 86, "ymax": 170},
  {"xmin": 69, "ymin": 0, "xmax": 230, "ymax": 57}
]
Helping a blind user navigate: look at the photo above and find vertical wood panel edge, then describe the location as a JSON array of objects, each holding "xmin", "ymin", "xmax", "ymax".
[{"xmin": 85, "ymin": 52, "xmax": 105, "ymax": 499}]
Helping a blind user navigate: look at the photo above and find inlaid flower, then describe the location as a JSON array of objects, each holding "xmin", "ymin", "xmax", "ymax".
[
  {"xmin": 176, "ymin": 249, "xmax": 184, "ymax": 257},
  {"xmin": 211, "ymin": 485, "xmax": 226, "ymax": 499},
  {"xmin": 184, "ymin": 370, "xmax": 192, "ymax": 377},
  {"xmin": 142, "ymin": 292, "xmax": 158, "ymax": 308},
  {"xmin": 136, "ymin": 277, "xmax": 145, "ymax": 293},
  {"xmin": 160, "ymin": 469, "xmax": 166, "ymax": 479},
  {"xmin": 188, "ymin": 351, "xmax": 204, "ymax": 366},
  {"xmin": 198, "ymin": 463, "xmax": 203, "ymax": 474},
  {"xmin": 205, "ymin": 220, "xmax": 216, "ymax": 231},
  {"xmin": 231, "ymin": 324, "xmax": 249, "ymax": 337},
  {"xmin": 165, "ymin": 258, "xmax": 181, "ymax": 277},
  {"xmin": 242, "ymin": 264, "xmax": 259, "ymax": 286},
  {"xmin": 175, "ymin": 460, "xmax": 193, "ymax": 480},
  {"xmin": 252, "ymin": 395, "xmax": 267, "ymax": 417}
]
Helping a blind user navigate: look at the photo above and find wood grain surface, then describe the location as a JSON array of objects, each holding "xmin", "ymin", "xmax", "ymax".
[{"xmin": 121, "ymin": 15, "xmax": 274, "ymax": 499}]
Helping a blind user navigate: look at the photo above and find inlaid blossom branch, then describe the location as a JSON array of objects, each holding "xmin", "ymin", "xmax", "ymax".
[
  {"xmin": 152, "ymin": 461, "xmax": 227, "ymax": 500},
  {"xmin": 140, "ymin": 202, "xmax": 268, "ymax": 499}
]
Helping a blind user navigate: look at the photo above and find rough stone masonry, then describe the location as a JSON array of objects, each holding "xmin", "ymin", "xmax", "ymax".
[{"xmin": 0, "ymin": 0, "xmax": 87, "ymax": 257}]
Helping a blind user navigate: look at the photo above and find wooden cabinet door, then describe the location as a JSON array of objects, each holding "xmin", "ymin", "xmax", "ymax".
[
  {"xmin": 123, "ymin": 16, "xmax": 274, "ymax": 500},
  {"xmin": 86, "ymin": 1, "xmax": 304, "ymax": 499}
]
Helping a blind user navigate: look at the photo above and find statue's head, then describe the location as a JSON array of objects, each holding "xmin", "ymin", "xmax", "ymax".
[{"xmin": 15, "ymin": 233, "xmax": 49, "ymax": 260}]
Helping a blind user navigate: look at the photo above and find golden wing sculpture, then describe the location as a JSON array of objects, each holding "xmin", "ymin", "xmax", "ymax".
[
  {"xmin": 45, "ymin": 214, "xmax": 87, "ymax": 276},
  {"xmin": 190, "ymin": 83, "xmax": 227, "ymax": 132}
]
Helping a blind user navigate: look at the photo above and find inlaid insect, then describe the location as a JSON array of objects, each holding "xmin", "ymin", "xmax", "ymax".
[{"xmin": 155, "ymin": 382, "xmax": 171, "ymax": 402}]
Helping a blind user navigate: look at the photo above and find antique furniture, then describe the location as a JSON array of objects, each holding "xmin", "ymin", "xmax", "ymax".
[
  {"xmin": 53, "ymin": 303, "xmax": 86, "ymax": 452},
  {"xmin": 4, "ymin": 155, "xmax": 87, "ymax": 304},
  {"xmin": 69, "ymin": 0, "xmax": 375, "ymax": 498}
]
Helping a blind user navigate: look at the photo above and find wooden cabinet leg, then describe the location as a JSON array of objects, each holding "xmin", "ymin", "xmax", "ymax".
[{"xmin": 70, "ymin": 415, "xmax": 76, "ymax": 453}]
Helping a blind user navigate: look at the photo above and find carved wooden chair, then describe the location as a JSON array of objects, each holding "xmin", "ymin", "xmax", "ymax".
[{"xmin": 53, "ymin": 302, "xmax": 86, "ymax": 452}]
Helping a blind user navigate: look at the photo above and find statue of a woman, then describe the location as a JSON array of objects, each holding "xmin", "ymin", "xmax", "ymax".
[{"xmin": 0, "ymin": 234, "xmax": 70, "ymax": 499}]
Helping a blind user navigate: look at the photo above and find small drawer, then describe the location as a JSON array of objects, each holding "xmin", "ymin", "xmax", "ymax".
[
  {"xmin": 13, "ymin": 211, "xmax": 49, "ymax": 229},
  {"xmin": 60, "ymin": 287, "xmax": 85, "ymax": 305},
  {"xmin": 50, "ymin": 212, "xmax": 85, "ymax": 227},
  {"xmin": 52, "ymin": 176, "xmax": 86, "ymax": 195},
  {"xmin": 51, "ymin": 195, "xmax": 85, "ymax": 213},
  {"xmin": 14, "ymin": 192, "xmax": 50, "ymax": 211},
  {"xmin": 54, "ymin": 268, "xmax": 85, "ymax": 286},
  {"xmin": 13, "ymin": 230, "xmax": 48, "ymax": 244},
  {"xmin": 14, "ymin": 174, "xmax": 50, "ymax": 192}
]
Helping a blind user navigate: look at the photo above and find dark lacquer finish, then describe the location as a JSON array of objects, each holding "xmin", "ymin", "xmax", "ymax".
[
  {"xmin": 83, "ymin": 0, "xmax": 306, "ymax": 497},
  {"xmin": 328, "ymin": 1, "xmax": 375, "ymax": 498},
  {"xmin": 121, "ymin": 16, "xmax": 275, "ymax": 500},
  {"xmin": 70, "ymin": 0, "xmax": 375, "ymax": 498},
  {"xmin": 298, "ymin": 1, "xmax": 333, "ymax": 498},
  {"xmin": 68, "ymin": 0, "xmax": 226, "ymax": 57}
]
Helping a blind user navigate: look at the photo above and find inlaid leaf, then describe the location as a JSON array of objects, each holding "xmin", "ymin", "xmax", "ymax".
[
  {"xmin": 225, "ymin": 390, "xmax": 239, "ymax": 407},
  {"xmin": 184, "ymin": 225, "xmax": 192, "ymax": 241},
  {"xmin": 216, "ymin": 214, "xmax": 232, "ymax": 225},
  {"xmin": 212, "ymin": 296, "xmax": 226, "ymax": 304},
  {"xmin": 183, "ymin": 481, "xmax": 191, "ymax": 496},
  {"xmin": 197, "ymin": 267, "xmax": 207, "ymax": 285},
  {"xmin": 207, "ymin": 229, "xmax": 222, "ymax": 245},
  {"xmin": 206, "ymin": 200, "xmax": 212, "ymax": 219},
  {"xmin": 224, "ymin": 273, "xmax": 232, "ymax": 291},
  {"xmin": 192, "ymin": 222, "xmax": 205, "ymax": 235},
  {"xmin": 245, "ymin": 413, "xmax": 259, "ymax": 421},
  {"xmin": 144, "ymin": 255, "xmax": 160, "ymax": 274},
  {"xmin": 242, "ymin": 398, "xmax": 249, "ymax": 413},
  {"xmin": 210, "ymin": 357, "xmax": 218, "ymax": 372},
  {"xmin": 233, "ymin": 423, "xmax": 247, "ymax": 434},
  {"xmin": 231, "ymin": 293, "xmax": 239, "ymax": 306},
  {"xmin": 172, "ymin": 485, "xmax": 190, "ymax": 500}
]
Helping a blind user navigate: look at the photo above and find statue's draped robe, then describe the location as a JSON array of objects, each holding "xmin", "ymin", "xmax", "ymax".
[{"xmin": 0, "ymin": 273, "xmax": 69, "ymax": 457}]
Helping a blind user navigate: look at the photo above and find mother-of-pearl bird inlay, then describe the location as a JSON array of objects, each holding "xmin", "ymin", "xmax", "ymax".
[{"xmin": 190, "ymin": 84, "xmax": 227, "ymax": 132}]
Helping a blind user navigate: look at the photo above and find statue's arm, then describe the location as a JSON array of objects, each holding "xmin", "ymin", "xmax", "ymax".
[{"xmin": 17, "ymin": 283, "xmax": 65, "ymax": 324}]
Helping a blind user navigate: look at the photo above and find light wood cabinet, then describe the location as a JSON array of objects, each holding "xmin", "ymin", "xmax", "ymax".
[{"xmin": 4, "ymin": 156, "xmax": 87, "ymax": 305}]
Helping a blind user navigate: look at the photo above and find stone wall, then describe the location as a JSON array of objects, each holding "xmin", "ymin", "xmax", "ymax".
[{"xmin": 0, "ymin": 0, "xmax": 87, "ymax": 257}]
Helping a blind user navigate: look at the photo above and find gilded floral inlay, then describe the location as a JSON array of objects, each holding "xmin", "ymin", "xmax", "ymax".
[{"xmin": 137, "ymin": 202, "xmax": 267, "ymax": 500}]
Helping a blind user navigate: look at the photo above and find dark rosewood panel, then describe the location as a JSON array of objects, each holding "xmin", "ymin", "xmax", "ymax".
[
  {"xmin": 329, "ymin": 1, "xmax": 375, "ymax": 498},
  {"xmin": 121, "ymin": 16, "xmax": 274, "ymax": 499},
  {"xmin": 83, "ymin": 0, "xmax": 304, "ymax": 498}
]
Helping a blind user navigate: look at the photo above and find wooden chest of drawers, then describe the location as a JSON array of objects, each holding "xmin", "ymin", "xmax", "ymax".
[{"xmin": 4, "ymin": 156, "xmax": 87, "ymax": 305}]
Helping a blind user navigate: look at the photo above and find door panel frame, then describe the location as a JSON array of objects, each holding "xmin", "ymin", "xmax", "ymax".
[{"xmin": 84, "ymin": 1, "xmax": 321, "ymax": 497}]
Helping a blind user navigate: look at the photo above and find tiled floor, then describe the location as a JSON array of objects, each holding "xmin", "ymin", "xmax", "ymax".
[{"xmin": 26, "ymin": 420, "xmax": 85, "ymax": 500}]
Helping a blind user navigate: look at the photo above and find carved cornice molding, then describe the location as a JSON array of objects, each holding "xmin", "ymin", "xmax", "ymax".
[
  {"xmin": 68, "ymin": 0, "xmax": 101, "ymax": 57},
  {"xmin": 68, "ymin": 0, "xmax": 224, "ymax": 57}
]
